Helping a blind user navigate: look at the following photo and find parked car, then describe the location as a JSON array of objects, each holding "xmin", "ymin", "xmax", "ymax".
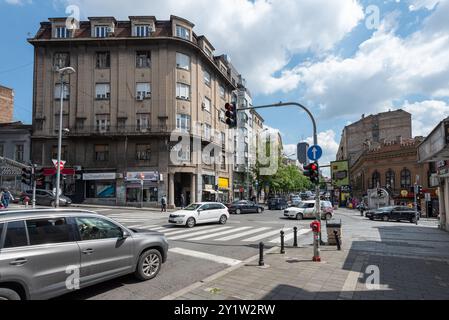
[
  {"xmin": 267, "ymin": 197, "xmax": 288, "ymax": 210},
  {"xmin": 20, "ymin": 189, "xmax": 72, "ymax": 207},
  {"xmin": 290, "ymin": 196, "xmax": 302, "ymax": 207},
  {"xmin": 365, "ymin": 206, "xmax": 419, "ymax": 223},
  {"xmin": 168, "ymin": 202, "xmax": 229, "ymax": 228},
  {"xmin": 0, "ymin": 209, "xmax": 168, "ymax": 300},
  {"xmin": 283, "ymin": 200, "xmax": 333, "ymax": 220},
  {"xmin": 228, "ymin": 200, "xmax": 264, "ymax": 214}
]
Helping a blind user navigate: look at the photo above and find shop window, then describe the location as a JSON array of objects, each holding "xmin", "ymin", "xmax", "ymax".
[{"xmin": 86, "ymin": 180, "xmax": 116, "ymax": 198}]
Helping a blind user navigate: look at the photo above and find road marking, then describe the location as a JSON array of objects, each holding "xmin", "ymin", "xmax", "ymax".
[
  {"xmin": 215, "ymin": 227, "xmax": 271, "ymax": 241},
  {"xmin": 188, "ymin": 227, "xmax": 253, "ymax": 241},
  {"xmin": 133, "ymin": 225, "xmax": 158, "ymax": 229},
  {"xmin": 269, "ymin": 229, "xmax": 311, "ymax": 243},
  {"xmin": 168, "ymin": 226, "xmax": 232, "ymax": 240},
  {"xmin": 243, "ymin": 228, "xmax": 292, "ymax": 242},
  {"xmin": 169, "ymin": 247, "xmax": 241, "ymax": 266},
  {"xmin": 162, "ymin": 225, "xmax": 219, "ymax": 236}
]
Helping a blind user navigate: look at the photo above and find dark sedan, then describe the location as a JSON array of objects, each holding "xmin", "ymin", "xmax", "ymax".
[
  {"xmin": 366, "ymin": 206, "xmax": 419, "ymax": 223},
  {"xmin": 228, "ymin": 200, "xmax": 264, "ymax": 214},
  {"xmin": 21, "ymin": 189, "xmax": 72, "ymax": 207}
]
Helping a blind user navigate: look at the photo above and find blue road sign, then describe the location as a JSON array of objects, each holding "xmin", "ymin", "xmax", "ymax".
[{"xmin": 307, "ymin": 145, "xmax": 323, "ymax": 161}]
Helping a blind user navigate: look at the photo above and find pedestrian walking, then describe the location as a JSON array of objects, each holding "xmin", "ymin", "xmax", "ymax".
[
  {"xmin": 161, "ymin": 195, "xmax": 167, "ymax": 212},
  {"xmin": 1, "ymin": 188, "xmax": 13, "ymax": 209}
]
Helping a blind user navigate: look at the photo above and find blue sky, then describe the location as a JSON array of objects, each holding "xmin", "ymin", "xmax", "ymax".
[{"xmin": 1, "ymin": 0, "xmax": 449, "ymax": 167}]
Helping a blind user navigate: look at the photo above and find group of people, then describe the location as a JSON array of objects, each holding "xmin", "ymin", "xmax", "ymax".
[{"xmin": 0, "ymin": 188, "xmax": 14, "ymax": 209}]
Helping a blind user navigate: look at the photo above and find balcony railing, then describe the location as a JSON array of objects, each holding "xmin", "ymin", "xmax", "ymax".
[{"xmin": 66, "ymin": 125, "xmax": 176, "ymax": 136}]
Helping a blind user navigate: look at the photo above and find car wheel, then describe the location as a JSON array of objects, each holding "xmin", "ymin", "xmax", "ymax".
[
  {"xmin": 0, "ymin": 288, "xmax": 21, "ymax": 300},
  {"xmin": 135, "ymin": 249, "xmax": 162, "ymax": 281},
  {"xmin": 325, "ymin": 213, "xmax": 332, "ymax": 221},
  {"xmin": 219, "ymin": 215, "xmax": 227, "ymax": 225},
  {"xmin": 236, "ymin": 209, "xmax": 241, "ymax": 215},
  {"xmin": 296, "ymin": 213, "xmax": 303, "ymax": 220},
  {"xmin": 369, "ymin": 217, "xmax": 374, "ymax": 220},
  {"xmin": 257, "ymin": 207, "xmax": 262, "ymax": 214},
  {"xmin": 186, "ymin": 217, "xmax": 196, "ymax": 228},
  {"xmin": 383, "ymin": 215, "xmax": 389, "ymax": 222},
  {"xmin": 410, "ymin": 217, "xmax": 417, "ymax": 224}
]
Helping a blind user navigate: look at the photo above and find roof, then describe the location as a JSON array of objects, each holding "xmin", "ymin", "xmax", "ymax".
[{"xmin": 0, "ymin": 209, "xmax": 98, "ymax": 221}]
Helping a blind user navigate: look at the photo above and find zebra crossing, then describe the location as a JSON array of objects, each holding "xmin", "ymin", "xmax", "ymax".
[{"xmin": 102, "ymin": 212, "xmax": 312, "ymax": 244}]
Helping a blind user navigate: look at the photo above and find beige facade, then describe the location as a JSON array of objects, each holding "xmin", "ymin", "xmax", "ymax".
[
  {"xmin": 29, "ymin": 15, "xmax": 238, "ymax": 207},
  {"xmin": 0, "ymin": 85, "xmax": 14, "ymax": 124}
]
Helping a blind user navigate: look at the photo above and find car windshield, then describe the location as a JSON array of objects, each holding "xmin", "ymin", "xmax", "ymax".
[
  {"xmin": 183, "ymin": 204, "xmax": 202, "ymax": 211},
  {"xmin": 378, "ymin": 206, "xmax": 394, "ymax": 211}
]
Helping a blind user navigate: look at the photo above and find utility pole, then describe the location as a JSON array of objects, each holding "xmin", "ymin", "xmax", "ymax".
[
  {"xmin": 32, "ymin": 164, "xmax": 37, "ymax": 209},
  {"xmin": 238, "ymin": 101, "xmax": 321, "ymax": 262}
]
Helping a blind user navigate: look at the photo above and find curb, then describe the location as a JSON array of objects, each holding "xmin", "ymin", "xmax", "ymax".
[
  {"xmin": 160, "ymin": 246, "xmax": 281, "ymax": 300},
  {"xmin": 71, "ymin": 203, "xmax": 175, "ymax": 213}
]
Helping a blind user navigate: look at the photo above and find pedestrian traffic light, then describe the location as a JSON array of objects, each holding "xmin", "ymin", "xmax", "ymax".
[
  {"xmin": 21, "ymin": 167, "xmax": 33, "ymax": 186},
  {"xmin": 225, "ymin": 102, "xmax": 237, "ymax": 128},
  {"xmin": 377, "ymin": 189, "xmax": 383, "ymax": 197},
  {"xmin": 303, "ymin": 162, "xmax": 319, "ymax": 184},
  {"xmin": 34, "ymin": 168, "xmax": 45, "ymax": 182}
]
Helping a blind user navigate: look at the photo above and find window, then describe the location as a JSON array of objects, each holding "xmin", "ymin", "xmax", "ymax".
[
  {"xmin": 94, "ymin": 144, "xmax": 109, "ymax": 161},
  {"xmin": 136, "ymin": 144, "xmax": 151, "ymax": 161},
  {"xmin": 203, "ymin": 97, "xmax": 211, "ymax": 112},
  {"xmin": 371, "ymin": 171, "xmax": 381, "ymax": 189},
  {"xmin": 54, "ymin": 26, "xmax": 69, "ymax": 38},
  {"xmin": 136, "ymin": 51, "xmax": 151, "ymax": 68},
  {"xmin": 401, "ymin": 168, "xmax": 412, "ymax": 189},
  {"xmin": 95, "ymin": 115, "xmax": 110, "ymax": 132},
  {"xmin": 221, "ymin": 132, "xmax": 226, "ymax": 147},
  {"xmin": 136, "ymin": 83, "xmax": 151, "ymax": 100},
  {"xmin": 176, "ymin": 52, "xmax": 190, "ymax": 70},
  {"xmin": 76, "ymin": 217, "xmax": 122, "ymax": 240},
  {"xmin": 219, "ymin": 110, "xmax": 225, "ymax": 122},
  {"xmin": 4, "ymin": 221, "xmax": 28, "ymax": 249},
  {"xmin": 54, "ymin": 83, "xmax": 70, "ymax": 100},
  {"xmin": 35, "ymin": 119, "xmax": 44, "ymax": 131},
  {"xmin": 96, "ymin": 52, "xmax": 110, "ymax": 69},
  {"xmin": 204, "ymin": 70, "xmax": 211, "ymax": 86},
  {"xmin": 176, "ymin": 83, "xmax": 190, "ymax": 100},
  {"xmin": 95, "ymin": 25, "xmax": 109, "ymax": 38},
  {"xmin": 219, "ymin": 85, "xmax": 225, "ymax": 99},
  {"xmin": 203, "ymin": 124, "xmax": 212, "ymax": 140},
  {"xmin": 135, "ymin": 25, "xmax": 152, "ymax": 37},
  {"xmin": 15, "ymin": 144, "xmax": 24, "ymax": 162},
  {"xmin": 75, "ymin": 118, "xmax": 85, "ymax": 130},
  {"xmin": 26, "ymin": 218, "xmax": 75, "ymax": 245},
  {"xmin": 176, "ymin": 114, "xmax": 191, "ymax": 132},
  {"xmin": 173, "ymin": 144, "xmax": 191, "ymax": 162},
  {"xmin": 51, "ymin": 145, "xmax": 67, "ymax": 161},
  {"xmin": 54, "ymin": 52, "xmax": 70, "ymax": 69},
  {"xmin": 221, "ymin": 154, "xmax": 226, "ymax": 170},
  {"xmin": 204, "ymin": 46, "xmax": 213, "ymax": 58},
  {"xmin": 386, "ymin": 170, "xmax": 395, "ymax": 189},
  {"xmin": 86, "ymin": 181, "xmax": 116, "ymax": 198},
  {"xmin": 136, "ymin": 113, "xmax": 150, "ymax": 131},
  {"xmin": 117, "ymin": 118, "xmax": 126, "ymax": 131},
  {"xmin": 176, "ymin": 25, "xmax": 190, "ymax": 40},
  {"xmin": 95, "ymin": 83, "xmax": 110, "ymax": 100}
]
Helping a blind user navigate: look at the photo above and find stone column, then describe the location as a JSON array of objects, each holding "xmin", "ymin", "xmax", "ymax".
[
  {"xmin": 191, "ymin": 174, "xmax": 196, "ymax": 204},
  {"xmin": 169, "ymin": 173, "xmax": 175, "ymax": 208}
]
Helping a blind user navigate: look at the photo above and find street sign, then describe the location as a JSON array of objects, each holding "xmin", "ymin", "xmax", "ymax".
[
  {"xmin": 307, "ymin": 145, "xmax": 322, "ymax": 161},
  {"xmin": 297, "ymin": 142, "xmax": 309, "ymax": 165},
  {"xmin": 52, "ymin": 159, "xmax": 66, "ymax": 170}
]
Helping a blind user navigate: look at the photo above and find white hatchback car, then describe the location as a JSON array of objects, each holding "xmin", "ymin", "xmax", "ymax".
[
  {"xmin": 168, "ymin": 202, "xmax": 229, "ymax": 228},
  {"xmin": 284, "ymin": 200, "xmax": 333, "ymax": 220}
]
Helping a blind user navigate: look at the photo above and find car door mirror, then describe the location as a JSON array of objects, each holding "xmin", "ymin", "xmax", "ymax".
[{"xmin": 120, "ymin": 229, "xmax": 131, "ymax": 239}]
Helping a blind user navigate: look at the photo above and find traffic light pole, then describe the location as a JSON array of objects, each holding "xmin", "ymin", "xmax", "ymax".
[
  {"xmin": 238, "ymin": 101, "xmax": 321, "ymax": 261},
  {"xmin": 32, "ymin": 164, "xmax": 37, "ymax": 209}
]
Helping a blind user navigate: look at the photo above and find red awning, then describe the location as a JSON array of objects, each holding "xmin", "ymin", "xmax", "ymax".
[{"xmin": 43, "ymin": 168, "xmax": 76, "ymax": 176}]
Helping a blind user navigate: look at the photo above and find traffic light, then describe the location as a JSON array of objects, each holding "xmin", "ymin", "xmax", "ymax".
[
  {"xmin": 34, "ymin": 168, "xmax": 45, "ymax": 183},
  {"xmin": 21, "ymin": 167, "xmax": 33, "ymax": 186},
  {"xmin": 225, "ymin": 102, "xmax": 237, "ymax": 128},
  {"xmin": 303, "ymin": 162, "xmax": 319, "ymax": 184},
  {"xmin": 377, "ymin": 189, "xmax": 382, "ymax": 197},
  {"xmin": 416, "ymin": 185, "xmax": 423, "ymax": 200}
]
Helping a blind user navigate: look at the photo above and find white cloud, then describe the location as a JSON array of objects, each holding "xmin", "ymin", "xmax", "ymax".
[
  {"xmin": 400, "ymin": 100, "xmax": 449, "ymax": 136},
  {"xmin": 408, "ymin": 0, "xmax": 444, "ymax": 11},
  {"xmin": 292, "ymin": 0, "xmax": 449, "ymax": 120},
  {"xmin": 5, "ymin": 0, "xmax": 32, "ymax": 5},
  {"xmin": 59, "ymin": 0, "xmax": 364, "ymax": 95}
]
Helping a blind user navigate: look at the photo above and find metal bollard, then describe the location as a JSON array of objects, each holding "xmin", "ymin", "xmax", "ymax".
[
  {"xmin": 333, "ymin": 230, "xmax": 341, "ymax": 251},
  {"xmin": 280, "ymin": 231, "xmax": 285, "ymax": 254},
  {"xmin": 293, "ymin": 227, "xmax": 298, "ymax": 247},
  {"xmin": 258, "ymin": 242, "xmax": 265, "ymax": 266}
]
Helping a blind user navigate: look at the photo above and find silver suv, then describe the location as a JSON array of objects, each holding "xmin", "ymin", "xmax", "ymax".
[{"xmin": 0, "ymin": 209, "xmax": 168, "ymax": 300}]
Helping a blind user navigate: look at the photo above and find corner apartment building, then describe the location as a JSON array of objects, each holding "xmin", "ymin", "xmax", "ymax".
[
  {"xmin": 28, "ymin": 15, "xmax": 238, "ymax": 208},
  {"xmin": 0, "ymin": 85, "xmax": 14, "ymax": 123}
]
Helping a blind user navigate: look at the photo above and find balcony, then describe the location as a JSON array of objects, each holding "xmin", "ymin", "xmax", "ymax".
[{"xmin": 66, "ymin": 125, "xmax": 175, "ymax": 137}]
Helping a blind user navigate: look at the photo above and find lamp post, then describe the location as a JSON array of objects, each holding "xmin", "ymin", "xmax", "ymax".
[{"xmin": 55, "ymin": 66, "xmax": 76, "ymax": 208}]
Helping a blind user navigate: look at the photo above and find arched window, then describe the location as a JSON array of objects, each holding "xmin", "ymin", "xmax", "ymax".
[
  {"xmin": 372, "ymin": 171, "xmax": 380, "ymax": 188},
  {"xmin": 400, "ymin": 168, "xmax": 411, "ymax": 189},
  {"xmin": 385, "ymin": 169, "xmax": 395, "ymax": 189}
]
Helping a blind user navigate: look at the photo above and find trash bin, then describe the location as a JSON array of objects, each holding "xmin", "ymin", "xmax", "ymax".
[{"xmin": 326, "ymin": 219, "xmax": 342, "ymax": 246}]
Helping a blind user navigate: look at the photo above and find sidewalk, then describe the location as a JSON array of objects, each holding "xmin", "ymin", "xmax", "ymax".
[
  {"xmin": 163, "ymin": 211, "xmax": 449, "ymax": 300},
  {"xmin": 71, "ymin": 203, "xmax": 176, "ymax": 213}
]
